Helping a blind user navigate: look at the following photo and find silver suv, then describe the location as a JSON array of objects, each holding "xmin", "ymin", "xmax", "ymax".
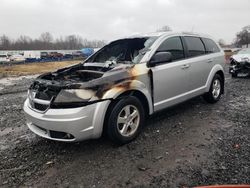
[{"xmin": 23, "ymin": 32, "xmax": 225, "ymax": 144}]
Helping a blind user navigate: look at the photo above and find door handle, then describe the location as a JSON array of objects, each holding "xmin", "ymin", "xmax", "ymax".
[
  {"xmin": 181, "ymin": 64, "xmax": 190, "ymax": 69},
  {"xmin": 207, "ymin": 59, "xmax": 213, "ymax": 63}
]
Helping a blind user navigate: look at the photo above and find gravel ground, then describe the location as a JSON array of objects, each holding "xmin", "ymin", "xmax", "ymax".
[{"xmin": 0, "ymin": 70, "xmax": 249, "ymax": 187}]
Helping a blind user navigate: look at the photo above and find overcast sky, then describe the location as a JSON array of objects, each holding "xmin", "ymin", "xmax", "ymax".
[{"xmin": 0, "ymin": 0, "xmax": 249, "ymax": 44}]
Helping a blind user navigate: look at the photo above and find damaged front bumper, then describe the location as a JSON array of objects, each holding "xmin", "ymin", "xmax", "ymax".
[
  {"xmin": 23, "ymin": 99, "xmax": 110, "ymax": 142},
  {"xmin": 229, "ymin": 61, "xmax": 250, "ymax": 75},
  {"xmin": 229, "ymin": 65, "xmax": 238, "ymax": 74}
]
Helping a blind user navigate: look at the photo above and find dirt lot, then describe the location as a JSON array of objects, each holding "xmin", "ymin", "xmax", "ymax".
[
  {"xmin": 0, "ymin": 69, "xmax": 249, "ymax": 187},
  {"xmin": 0, "ymin": 60, "xmax": 80, "ymax": 77}
]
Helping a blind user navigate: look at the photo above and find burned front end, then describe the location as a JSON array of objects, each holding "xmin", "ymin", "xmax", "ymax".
[
  {"xmin": 229, "ymin": 55, "xmax": 250, "ymax": 77},
  {"xmin": 27, "ymin": 63, "xmax": 115, "ymax": 112}
]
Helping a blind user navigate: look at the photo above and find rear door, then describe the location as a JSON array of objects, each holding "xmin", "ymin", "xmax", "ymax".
[
  {"xmin": 202, "ymin": 37, "xmax": 222, "ymax": 69},
  {"xmin": 151, "ymin": 36, "xmax": 190, "ymax": 111},
  {"xmin": 182, "ymin": 36, "xmax": 212, "ymax": 92}
]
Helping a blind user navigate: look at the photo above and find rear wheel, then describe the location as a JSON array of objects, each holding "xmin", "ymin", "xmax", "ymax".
[
  {"xmin": 106, "ymin": 96, "xmax": 145, "ymax": 145},
  {"xmin": 203, "ymin": 74, "xmax": 223, "ymax": 103}
]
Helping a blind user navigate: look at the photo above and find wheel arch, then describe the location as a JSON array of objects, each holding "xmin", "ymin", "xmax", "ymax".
[
  {"xmin": 216, "ymin": 70, "xmax": 225, "ymax": 94},
  {"xmin": 115, "ymin": 90, "xmax": 151, "ymax": 116},
  {"xmin": 101, "ymin": 88, "xmax": 151, "ymax": 138},
  {"xmin": 205, "ymin": 64, "xmax": 225, "ymax": 94}
]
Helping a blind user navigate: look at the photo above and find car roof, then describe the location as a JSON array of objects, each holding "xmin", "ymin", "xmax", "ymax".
[{"xmin": 126, "ymin": 31, "xmax": 213, "ymax": 39}]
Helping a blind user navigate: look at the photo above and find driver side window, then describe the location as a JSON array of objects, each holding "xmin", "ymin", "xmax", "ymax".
[{"xmin": 157, "ymin": 37, "xmax": 185, "ymax": 61}]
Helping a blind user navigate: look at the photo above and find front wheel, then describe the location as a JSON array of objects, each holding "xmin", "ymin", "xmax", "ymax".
[
  {"xmin": 203, "ymin": 74, "xmax": 223, "ymax": 104},
  {"xmin": 231, "ymin": 72, "xmax": 238, "ymax": 78},
  {"xmin": 106, "ymin": 96, "xmax": 145, "ymax": 145}
]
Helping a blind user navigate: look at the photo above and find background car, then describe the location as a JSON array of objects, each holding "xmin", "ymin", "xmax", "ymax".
[
  {"xmin": 40, "ymin": 52, "xmax": 49, "ymax": 59},
  {"xmin": 229, "ymin": 48, "xmax": 250, "ymax": 77},
  {"xmin": 72, "ymin": 51, "xmax": 84, "ymax": 58},
  {"xmin": 0, "ymin": 54, "xmax": 10, "ymax": 62},
  {"xmin": 9, "ymin": 54, "xmax": 25, "ymax": 62},
  {"xmin": 48, "ymin": 52, "xmax": 64, "ymax": 59}
]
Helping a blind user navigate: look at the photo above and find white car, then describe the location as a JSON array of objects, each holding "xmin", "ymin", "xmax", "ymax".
[
  {"xmin": 0, "ymin": 54, "xmax": 10, "ymax": 62},
  {"xmin": 10, "ymin": 54, "xmax": 26, "ymax": 62},
  {"xmin": 229, "ymin": 48, "xmax": 250, "ymax": 77}
]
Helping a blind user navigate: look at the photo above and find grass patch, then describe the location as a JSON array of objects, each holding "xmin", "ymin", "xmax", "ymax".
[{"xmin": 0, "ymin": 60, "xmax": 80, "ymax": 77}]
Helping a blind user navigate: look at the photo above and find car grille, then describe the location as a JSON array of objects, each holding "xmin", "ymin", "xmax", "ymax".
[
  {"xmin": 28, "ymin": 90, "xmax": 54, "ymax": 112},
  {"xmin": 34, "ymin": 103, "xmax": 49, "ymax": 111}
]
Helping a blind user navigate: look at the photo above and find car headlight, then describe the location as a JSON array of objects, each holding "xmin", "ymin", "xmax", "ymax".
[{"xmin": 51, "ymin": 89, "xmax": 96, "ymax": 108}]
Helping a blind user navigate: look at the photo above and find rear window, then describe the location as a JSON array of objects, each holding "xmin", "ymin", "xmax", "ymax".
[
  {"xmin": 184, "ymin": 36, "xmax": 205, "ymax": 57},
  {"xmin": 202, "ymin": 38, "xmax": 220, "ymax": 53}
]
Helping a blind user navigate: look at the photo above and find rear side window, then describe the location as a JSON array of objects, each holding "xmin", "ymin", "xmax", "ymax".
[
  {"xmin": 184, "ymin": 37, "xmax": 205, "ymax": 57},
  {"xmin": 202, "ymin": 38, "xmax": 220, "ymax": 53},
  {"xmin": 157, "ymin": 37, "xmax": 185, "ymax": 61}
]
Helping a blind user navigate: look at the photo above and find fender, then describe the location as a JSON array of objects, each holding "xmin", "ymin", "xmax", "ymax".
[
  {"xmin": 205, "ymin": 64, "xmax": 225, "ymax": 92},
  {"xmin": 102, "ymin": 79, "xmax": 153, "ymax": 114},
  {"xmin": 91, "ymin": 99, "xmax": 111, "ymax": 138},
  {"xmin": 91, "ymin": 79, "xmax": 153, "ymax": 138}
]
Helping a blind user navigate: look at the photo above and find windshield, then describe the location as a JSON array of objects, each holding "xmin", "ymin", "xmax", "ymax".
[
  {"xmin": 237, "ymin": 48, "xmax": 250, "ymax": 54},
  {"xmin": 86, "ymin": 37, "xmax": 158, "ymax": 65}
]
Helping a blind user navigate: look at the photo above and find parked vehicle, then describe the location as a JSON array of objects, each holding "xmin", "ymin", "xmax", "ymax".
[
  {"xmin": 23, "ymin": 51, "xmax": 41, "ymax": 59},
  {"xmin": 0, "ymin": 54, "xmax": 10, "ymax": 62},
  {"xmin": 40, "ymin": 52, "xmax": 49, "ymax": 59},
  {"xmin": 23, "ymin": 32, "xmax": 225, "ymax": 144},
  {"xmin": 9, "ymin": 54, "xmax": 25, "ymax": 62},
  {"xmin": 229, "ymin": 48, "xmax": 250, "ymax": 77},
  {"xmin": 63, "ymin": 53, "xmax": 73, "ymax": 59},
  {"xmin": 81, "ymin": 48, "xmax": 94, "ymax": 57},
  {"xmin": 48, "ymin": 52, "xmax": 64, "ymax": 59},
  {"xmin": 72, "ymin": 51, "xmax": 84, "ymax": 57}
]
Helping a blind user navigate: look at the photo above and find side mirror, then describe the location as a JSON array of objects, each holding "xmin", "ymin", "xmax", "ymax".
[{"xmin": 148, "ymin": 52, "xmax": 172, "ymax": 67}]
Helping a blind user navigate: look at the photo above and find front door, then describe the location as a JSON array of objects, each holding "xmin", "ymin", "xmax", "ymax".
[{"xmin": 150, "ymin": 36, "xmax": 190, "ymax": 111}]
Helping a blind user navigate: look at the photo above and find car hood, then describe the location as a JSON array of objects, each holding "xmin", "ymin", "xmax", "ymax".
[
  {"xmin": 29, "ymin": 62, "xmax": 149, "ymax": 99},
  {"xmin": 231, "ymin": 54, "xmax": 250, "ymax": 62}
]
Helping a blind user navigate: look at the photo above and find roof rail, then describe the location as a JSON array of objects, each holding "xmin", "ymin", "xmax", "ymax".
[{"xmin": 181, "ymin": 31, "xmax": 199, "ymax": 35}]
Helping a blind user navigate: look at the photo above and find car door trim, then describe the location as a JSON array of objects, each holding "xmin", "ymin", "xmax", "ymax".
[{"xmin": 154, "ymin": 86, "xmax": 206, "ymax": 108}]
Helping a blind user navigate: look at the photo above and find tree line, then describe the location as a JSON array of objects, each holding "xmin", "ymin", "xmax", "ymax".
[
  {"xmin": 0, "ymin": 32, "xmax": 106, "ymax": 50},
  {"xmin": 1, "ymin": 26, "xmax": 249, "ymax": 50}
]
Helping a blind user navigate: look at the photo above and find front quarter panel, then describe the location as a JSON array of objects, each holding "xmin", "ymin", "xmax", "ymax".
[
  {"xmin": 102, "ymin": 79, "xmax": 153, "ymax": 114},
  {"xmin": 91, "ymin": 64, "xmax": 153, "ymax": 138}
]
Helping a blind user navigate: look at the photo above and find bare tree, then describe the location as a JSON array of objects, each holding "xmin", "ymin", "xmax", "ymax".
[
  {"xmin": 40, "ymin": 32, "xmax": 53, "ymax": 43},
  {"xmin": 39, "ymin": 32, "xmax": 53, "ymax": 49},
  {"xmin": 64, "ymin": 35, "xmax": 83, "ymax": 50},
  {"xmin": 234, "ymin": 25, "xmax": 250, "ymax": 47},
  {"xmin": 0, "ymin": 35, "xmax": 11, "ymax": 50},
  {"xmin": 218, "ymin": 39, "xmax": 226, "ymax": 47},
  {"xmin": 13, "ymin": 35, "xmax": 32, "ymax": 50}
]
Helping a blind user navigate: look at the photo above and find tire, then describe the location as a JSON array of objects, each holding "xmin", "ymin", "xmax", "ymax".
[
  {"xmin": 232, "ymin": 73, "xmax": 238, "ymax": 78},
  {"xmin": 106, "ymin": 96, "xmax": 145, "ymax": 145},
  {"xmin": 203, "ymin": 74, "xmax": 223, "ymax": 104}
]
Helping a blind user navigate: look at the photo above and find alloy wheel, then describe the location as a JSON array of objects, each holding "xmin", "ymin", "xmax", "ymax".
[{"xmin": 117, "ymin": 105, "xmax": 140, "ymax": 137}]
